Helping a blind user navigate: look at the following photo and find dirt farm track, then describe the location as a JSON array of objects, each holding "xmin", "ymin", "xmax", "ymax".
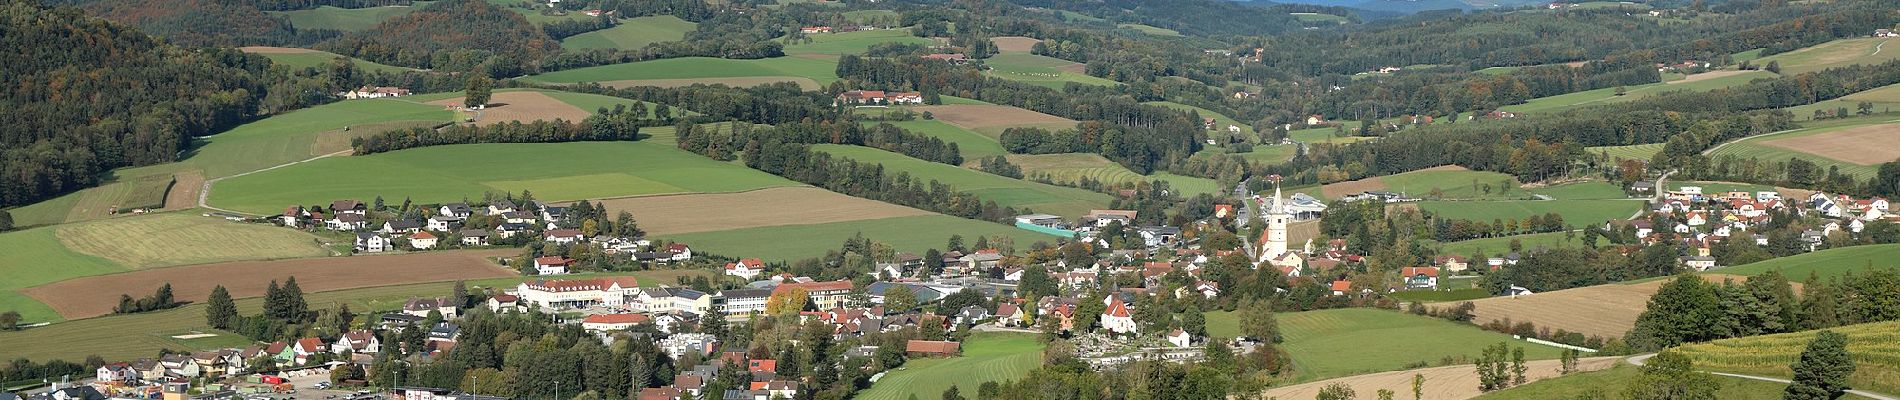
[{"xmin": 22, "ymin": 249, "xmax": 516, "ymax": 319}]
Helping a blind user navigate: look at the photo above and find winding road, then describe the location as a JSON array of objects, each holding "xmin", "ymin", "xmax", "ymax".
[{"xmin": 1625, "ymin": 353, "xmax": 1898, "ymax": 400}]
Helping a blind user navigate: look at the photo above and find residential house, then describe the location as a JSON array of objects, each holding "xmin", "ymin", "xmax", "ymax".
[
  {"xmin": 1305, "ymin": 115, "xmax": 1326, "ymax": 126},
  {"xmin": 487, "ymin": 294, "xmax": 522, "ymax": 313},
  {"xmin": 427, "ymin": 322, "xmax": 461, "ymax": 344},
  {"xmin": 190, "ymin": 351, "xmax": 229, "ymax": 377},
  {"xmin": 955, "ymin": 305, "xmax": 990, "ymax": 325},
  {"xmin": 402, "ymin": 297, "xmax": 458, "ymax": 319},
  {"xmin": 332, "ymin": 330, "xmax": 381, "ymax": 355},
  {"xmin": 331, "ymin": 200, "xmax": 367, "ymax": 215},
  {"xmin": 345, "ymin": 86, "xmax": 410, "ymax": 99},
  {"xmin": 495, "ymin": 223, "xmax": 531, "ymax": 238},
  {"xmin": 958, "ymin": 250, "xmax": 1004, "ymax": 274},
  {"xmin": 725, "ymin": 258, "xmax": 765, "ymax": 280},
  {"xmin": 546, "ymin": 229, "xmax": 584, "ymax": 244},
  {"xmin": 459, "ymin": 229, "xmax": 490, "ymax": 246},
  {"xmin": 581, "ymin": 313, "xmax": 651, "ymax": 332},
  {"xmin": 381, "ymin": 219, "xmax": 422, "ymax": 234},
  {"xmin": 1167, "ymin": 329, "xmax": 1193, "ymax": 348},
  {"xmin": 355, "ymin": 232, "xmax": 390, "ymax": 253},
  {"xmin": 995, "ymin": 303, "xmax": 1022, "ymax": 326},
  {"xmin": 539, "ymin": 205, "xmax": 569, "ymax": 224},
  {"xmin": 328, "ymin": 213, "xmax": 369, "ymax": 231},
  {"xmin": 637, "ymin": 388, "xmax": 681, "ymax": 400},
  {"xmin": 95, "ymin": 363, "xmax": 137, "ymax": 384},
  {"xmin": 1084, "ymin": 210, "xmax": 1138, "ymax": 227},
  {"xmin": 426, "ymin": 216, "xmax": 462, "ymax": 232},
  {"xmin": 799, "ymin": 26, "xmax": 832, "ymax": 34},
  {"xmin": 1434, "ymin": 255, "xmax": 1469, "ymax": 272},
  {"xmin": 1680, "ymin": 256, "xmax": 1717, "ymax": 271},
  {"xmin": 439, "ymin": 203, "xmax": 473, "ymax": 218},
  {"xmin": 534, "ymin": 256, "xmax": 575, "ymax": 275},
  {"xmin": 1138, "ymin": 226, "xmax": 1182, "ymax": 248},
  {"xmin": 666, "ymin": 243, "xmax": 694, "ymax": 262},
  {"xmin": 486, "ymin": 200, "xmax": 518, "ymax": 216},
  {"xmin": 658, "ymin": 333, "xmax": 719, "ymax": 360},
  {"xmin": 1400, "ymin": 266, "xmax": 1439, "ymax": 289},
  {"xmin": 291, "ymin": 338, "xmax": 327, "ymax": 365},
  {"xmin": 408, "ymin": 231, "xmax": 438, "ymax": 249}
]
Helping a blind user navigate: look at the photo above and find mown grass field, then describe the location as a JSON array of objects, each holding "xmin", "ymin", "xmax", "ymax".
[
  {"xmin": 856, "ymin": 333, "xmax": 1044, "ymax": 400},
  {"xmin": 525, "ymin": 56, "xmax": 841, "ymax": 84},
  {"xmin": 1206, "ymin": 308, "xmax": 1565, "ymax": 382},
  {"xmin": 209, "ymin": 141, "xmax": 799, "ymax": 214},
  {"xmin": 813, "ymin": 144, "xmax": 1112, "ymax": 217},
  {"xmin": 166, "ymin": 97, "xmax": 456, "ymax": 179},
  {"xmin": 663, "ymin": 214, "xmax": 1062, "ymax": 262},
  {"xmin": 1674, "ymin": 320, "xmax": 1900, "ymax": 396},
  {"xmin": 782, "ymin": 29, "xmax": 930, "ymax": 56},
  {"xmin": 561, "ymin": 15, "xmax": 697, "ymax": 50},
  {"xmin": 1754, "ymin": 37, "xmax": 1900, "ymax": 75},
  {"xmin": 253, "ymin": 48, "xmax": 412, "ymax": 74},
  {"xmin": 1707, "ymin": 118, "xmax": 1900, "ymax": 180},
  {"xmin": 1380, "ymin": 167, "xmax": 1524, "ymax": 200},
  {"xmin": 1472, "ymin": 363, "xmax": 1860, "ymax": 400},
  {"xmin": 1007, "ymin": 153, "xmax": 1222, "ymax": 197},
  {"xmin": 0, "ymin": 269, "xmax": 712, "ymax": 363},
  {"xmin": 1116, "ymin": 23, "xmax": 1181, "ymax": 36},
  {"xmin": 1418, "ymin": 199, "xmax": 1642, "ymax": 226},
  {"xmin": 1288, "ymin": 124, "xmax": 1376, "ymax": 145},
  {"xmin": 1501, "ymin": 70, "xmax": 1774, "ymax": 114},
  {"xmin": 861, "ymin": 119, "xmax": 1008, "ymax": 159},
  {"xmin": 1529, "ymin": 181, "xmax": 1627, "ymax": 200},
  {"xmin": 1436, "ymin": 231, "xmax": 1580, "ymax": 258},
  {"xmin": 983, "ymin": 53, "xmax": 1120, "ymax": 89},
  {"xmin": 1712, "ymin": 243, "xmax": 1900, "ymax": 279},
  {"xmin": 0, "ymin": 226, "xmax": 123, "ymax": 324},
  {"xmin": 1196, "ymin": 144, "xmax": 1297, "ymax": 164},
  {"xmin": 269, "ymin": 4, "xmax": 425, "ymax": 31}
]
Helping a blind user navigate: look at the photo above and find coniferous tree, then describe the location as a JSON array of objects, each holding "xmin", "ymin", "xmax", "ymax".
[
  {"xmin": 283, "ymin": 277, "xmax": 309, "ymax": 322},
  {"xmin": 1784, "ymin": 330, "xmax": 1855, "ymax": 400},
  {"xmin": 206, "ymin": 285, "xmax": 237, "ymax": 329}
]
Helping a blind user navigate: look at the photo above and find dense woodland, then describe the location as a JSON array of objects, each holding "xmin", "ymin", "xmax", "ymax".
[{"xmin": 318, "ymin": 0, "xmax": 559, "ymax": 77}]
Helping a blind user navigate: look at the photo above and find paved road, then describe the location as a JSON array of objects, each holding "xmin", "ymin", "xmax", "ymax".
[{"xmin": 1625, "ymin": 353, "xmax": 1898, "ymax": 400}]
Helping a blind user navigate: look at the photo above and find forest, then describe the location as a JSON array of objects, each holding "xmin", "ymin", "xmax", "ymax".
[{"xmin": 317, "ymin": 0, "xmax": 559, "ymax": 77}]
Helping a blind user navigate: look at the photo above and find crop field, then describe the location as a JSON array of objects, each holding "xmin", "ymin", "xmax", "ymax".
[
  {"xmin": 1708, "ymin": 120, "xmax": 1900, "ymax": 180},
  {"xmin": 1006, "ymin": 153, "xmax": 1221, "ymax": 197},
  {"xmin": 587, "ymin": 187, "xmax": 932, "ymax": 235},
  {"xmin": 1501, "ymin": 70, "xmax": 1774, "ymax": 114},
  {"xmin": 1208, "ymin": 308, "xmax": 1565, "ymax": 382},
  {"xmin": 427, "ymin": 90, "xmax": 595, "ymax": 125},
  {"xmin": 1529, "ymin": 181, "xmax": 1627, "ymax": 200},
  {"xmin": 991, "ymin": 36, "xmax": 1042, "ymax": 53},
  {"xmin": 56, "ymin": 212, "xmax": 327, "ymax": 270},
  {"xmin": 1675, "ymin": 321, "xmax": 1900, "ymax": 395},
  {"xmin": 526, "ymin": 56, "xmax": 840, "ymax": 86},
  {"xmin": 1471, "ymin": 363, "xmax": 1854, "ymax": 400},
  {"xmin": 22, "ymin": 249, "xmax": 517, "ymax": 319},
  {"xmin": 782, "ymin": 29, "xmax": 931, "ymax": 56},
  {"xmin": 663, "ymin": 214, "xmax": 1060, "ymax": 262},
  {"xmin": 1588, "ymin": 143, "xmax": 1664, "ymax": 162},
  {"xmin": 856, "ymin": 333, "xmax": 1044, "ymax": 400},
  {"xmin": 0, "ymin": 227, "xmax": 125, "ymax": 324},
  {"xmin": 560, "ymin": 15, "xmax": 696, "ymax": 50},
  {"xmin": 1430, "ymin": 274, "xmax": 1803, "ymax": 340},
  {"xmin": 911, "ymin": 105, "xmax": 1077, "ymax": 137},
  {"xmin": 860, "ymin": 119, "xmax": 1008, "ymax": 159},
  {"xmin": 982, "ymin": 53, "xmax": 1121, "ymax": 88},
  {"xmin": 1117, "ymin": 23, "xmax": 1181, "ymax": 36},
  {"xmin": 1322, "ymin": 165, "xmax": 1523, "ymax": 200},
  {"xmin": 1436, "ymin": 231, "xmax": 1580, "ymax": 257},
  {"xmin": 208, "ymin": 141, "xmax": 799, "ymax": 215},
  {"xmin": 240, "ymin": 47, "xmax": 411, "ymax": 74},
  {"xmin": 1417, "ymin": 199, "xmax": 1642, "ymax": 226},
  {"xmin": 1196, "ymin": 144, "xmax": 1296, "ymax": 164},
  {"xmin": 812, "ymin": 145, "xmax": 1111, "ymax": 217},
  {"xmin": 1265, "ymin": 357, "xmax": 1621, "ymax": 400},
  {"xmin": 1755, "ymin": 37, "xmax": 1900, "ymax": 75},
  {"xmin": 1288, "ymin": 124, "xmax": 1375, "ymax": 145},
  {"xmin": 268, "ymin": 4, "xmax": 423, "ymax": 31}
]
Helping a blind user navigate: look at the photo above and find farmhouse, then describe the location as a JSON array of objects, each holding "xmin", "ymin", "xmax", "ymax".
[
  {"xmin": 1084, "ymin": 209, "xmax": 1139, "ymax": 227},
  {"xmin": 1306, "ymin": 115, "xmax": 1326, "ymax": 126},
  {"xmin": 799, "ymin": 26, "xmax": 833, "ymax": 34},
  {"xmin": 345, "ymin": 86, "xmax": 411, "ymax": 99},
  {"xmin": 921, "ymin": 53, "xmax": 968, "ymax": 64},
  {"xmin": 515, "ymin": 277, "xmax": 642, "ymax": 308}
]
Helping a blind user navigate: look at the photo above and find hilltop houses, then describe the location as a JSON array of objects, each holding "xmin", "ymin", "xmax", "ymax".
[
  {"xmin": 834, "ymin": 90, "xmax": 924, "ymax": 106},
  {"xmin": 344, "ymin": 86, "xmax": 410, "ymax": 99}
]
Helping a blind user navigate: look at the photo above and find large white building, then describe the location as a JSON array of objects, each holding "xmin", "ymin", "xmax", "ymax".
[
  {"xmin": 515, "ymin": 277, "xmax": 642, "ymax": 308},
  {"xmin": 1257, "ymin": 178, "xmax": 1292, "ymax": 263}
]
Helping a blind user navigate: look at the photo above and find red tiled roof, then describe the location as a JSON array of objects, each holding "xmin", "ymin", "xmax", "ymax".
[
  {"xmin": 1331, "ymin": 280, "xmax": 1352, "ymax": 292},
  {"xmin": 1401, "ymin": 267, "xmax": 1439, "ymax": 278},
  {"xmin": 1104, "ymin": 298, "xmax": 1131, "ymax": 318},
  {"xmin": 748, "ymin": 359, "xmax": 777, "ymax": 372},
  {"xmin": 411, "ymin": 231, "xmax": 436, "ymax": 239},
  {"xmin": 547, "ymin": 229, "xmax": 583, "ymax": 238},
  {"xmin": 582, "ymin": 313, "xmax": 651, "ymax": 325},
  {"xmin": 296, "ymin": 337, "xmax": 324, "ymax": 351},
  {"xmin": 905, "ymin": 340, "xmax": 961, "ymax": 354},
  {"xmin": 535, "ymin": 256, "xmax": 573, "ymax": 266}
]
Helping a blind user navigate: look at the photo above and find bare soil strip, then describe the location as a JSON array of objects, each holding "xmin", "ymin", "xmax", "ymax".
[
  {"xmin": 992, "ymin": 36, "xmax": 1042, "ymax": 53},
  {"xmin": 23, "ymin": 250, "xmax": 516, "ymax": 319},
  {"xmin": 1259, "ymin": 357, "xmax": 1622, "ymax": 400},
  {"xmin": 1429, "ymin": 275, "xmax": 1757, "ymax": 339},
  {"xmin": 587, "ymin": 187, "xmax": 932, "ymax": 235},
  {"xmin": 1321, "ymin": 177, "xmax": 1389, "ymax": 199},
  {"xmin": 1760, "ymin": 123, "xmax": 1900, "ymax": 165},
  {"xmin": 427, "ymin": 91, "xmax": 592, "ymax": 126}
]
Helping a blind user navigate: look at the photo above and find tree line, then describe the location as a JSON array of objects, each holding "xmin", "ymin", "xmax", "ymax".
[
  {"xmin": 350, "ymin": 105, "xmax": 649, "ymax": 155},
  {"xmin": 741, "ymin": 137, "xmax": 1022, "ymax": 222},
  {"xmin": 1628, "ymin": 268, "xmax": 1900, "ymax": 351}
]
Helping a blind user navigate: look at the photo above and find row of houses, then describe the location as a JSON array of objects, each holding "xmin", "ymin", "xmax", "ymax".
[{"xmin": 833, "ymin": 90, "xmax": 924, "ymax": 106}]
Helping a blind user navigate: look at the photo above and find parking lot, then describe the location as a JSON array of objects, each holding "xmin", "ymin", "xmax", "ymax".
[{"xmin": 234, "ymin": 369, "xmax": 373, "ymax": 400}]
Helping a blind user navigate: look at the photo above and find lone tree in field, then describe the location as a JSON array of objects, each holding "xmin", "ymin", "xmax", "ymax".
[
  {"xmin": 464, "ymin": 75, "xmax": 492, "ymax": 109},
  {"xmin": 206, "ymin": 285, "xmax": 237, "ymax": 329},
  {"xmin": 1315, "ymin": 383, "xmax": 1356, "ymax": 400},
  {"xmin": 1785, "ymin": 330, "xmax": 1855, "ymax": 400}
]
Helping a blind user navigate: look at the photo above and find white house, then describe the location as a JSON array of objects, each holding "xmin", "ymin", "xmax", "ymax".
[
  {"xmin": 725, "ymin": 258, "xmax": 765, "ymax": 280},
  {"xmin": 355, "ymin": 232, "xmax": 389, "ymax": 253},
  {"xmin": 515, "ymin": 277, "xmax": 643, "ymax": 308},
  {"xmin": 486, "ymin": 200, "xmax": 518, "ymax": 216},
  {"xmin": 328, "ymin": 213, "xmax": 369, "ymax": 231},
  {"xmin": 408, "ymin": 231, "xmax": 438, "ymax": 250},
  {"xmin": 1167, "ymin": 329, "xmax": 1192, "ymax": 348},
  {"xmin": 1400, "ymin": 266, "xmax": 1439, "ymax": 289},
  {"xmin": 716, "ymin": 288, "xmax": 772, "ymax": 317},
  {"xmin": 545, "ymin": 229, "xmax": 584, "ymax": 244},
  {"xmin": 1680, "ymin": 256, "xmax": 1717, "ymax": 271},
  {"xmin": 426, "ymin": 216, "xmax": 463, "ymax": 232},
  {"xmin": 534, "ymin": 256, "xmax": 574, "ymax": 275},
  {"xmin": 331, "ymin": 330, "xmax": 381, "ymax": 355}
]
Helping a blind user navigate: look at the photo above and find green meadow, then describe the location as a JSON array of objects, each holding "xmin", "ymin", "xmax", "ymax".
[
  {"xmin": 1501, "ymin": 70, "xmax": 1774, "ymax": 114},
  {"xmin": 1007, "ymin": 153, "xmax": 1221, "ymax": 198},
  {"xmin": 1707, "ymin": 118, "xmax": 1900, "ymax": 180},
  {"xmin": 983, "ymin": 53, "xmax": 1121, "ymax": 89},
  {"xmin": 208, "ymin": 141, "xmax": 799, "ymax": 214},
  {"xmin": 1380, "ymin": 168, "xmax": 1524, "ymax": 200},
  {"xmin": 1474, "ymin": 363, "xmax": 1845, "ymax": 400},
  {"xmin": 1436, "ymin": 231, "xmax": 1580, "ymax": 257},
  {"xmin": 1207, "ymin": 308, "xmax": 1565, "ymax": 382},
  {"xmin": 561, "ymin": 15, "xmax": 697, "ymax": 50},
  {"xmin": 1529, "ymin": 181, "xmax": 1627, "ymax": 200},
  {"xmin": 1418, "ymin": 199, "xmax": 1642, "ymax": 226},
  {"xmin": 1290, "ymin": 12, "xmax": 1349, "ymax": 24},
  {"xmin": 0, "ymin": 227, "xmax": 124, "ymax": 324},
  {"xmin": 856, "ymin": 333, "xmax": 1045, "ymax": 400},
  {"xmin": 257, "ymin": 49, "xmax": 411, "ymax": 74},
  {"xmin": 270, "ymin": 4, "xmax": 425, "ymax": 31},
  {"xmin": 812, "ymin": 144, "xmax": 1112, "ymax": 217},
  {"xmin": 1712, "ymin": 243, "xmax": 1900, "ymax": 279},
  {"xmin": 1587, "ymin": 143, "xmax": 1665, "ymax": 162},
  {"xmin": 165, "ymin": 97, "xmax": 456, "ymax": 179},
  {"xmin": 663, "ymin": 215, "xmax": 1061, "ymax": 263},
  {"xmin": 525, "ymin": 56, "xmax": 841, "ymax": 84},
  {"xmin": 782, "ymin": 29, "xmax": 931, "ymax": 56},
  {"xmin": 1117, "ymin": 23, "xmax": 1181, "ymax": 37},
  {"xmin": 1755, "ymin": 37, "xmax": 1900, "ymax": 75},
  {"xmin": 861, "ymin": 119, "xmax": 1009, "ymax": 159}
]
